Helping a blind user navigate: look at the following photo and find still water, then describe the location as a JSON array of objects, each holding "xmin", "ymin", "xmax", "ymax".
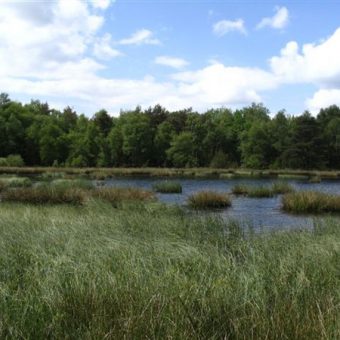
[{"xmin": 104, "ymin": 177, "xmax": 340, "ymax": 231}]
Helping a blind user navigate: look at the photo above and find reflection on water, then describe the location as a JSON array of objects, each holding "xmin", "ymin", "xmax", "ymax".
[{"xmin": 104, "ymin": 177, "xmax": 340, "ymax": 230}]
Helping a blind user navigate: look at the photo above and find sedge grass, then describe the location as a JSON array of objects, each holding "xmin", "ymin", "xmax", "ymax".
[
  {"xmin": 0, "ymin": 202, "xmax": 338, "ymax": 339},
  {"xmin": 152, "ymin": 181, "xmax": 182, "ymax": 193},
  {"xmin": 282, "ymin": 191, "xmax": 340, "ymax": 213},
  {"xmin": 188, "ymin": 191, "xmax": 231, "ymax": 209}
]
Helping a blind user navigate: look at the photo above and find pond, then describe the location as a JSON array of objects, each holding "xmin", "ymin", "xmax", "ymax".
[{"xmin": 104, "ymin": 177, "xmax": 340, "ymax": 231}]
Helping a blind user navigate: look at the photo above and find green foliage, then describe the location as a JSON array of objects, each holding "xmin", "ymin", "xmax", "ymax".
[
  {"xmin": 0, "ymin": 93, "xmax": 340, "ymax": 170},
  {"xmin": 4, "ymin": 154, "xmax": 24, "ymax": 167},
  {"xmin": 0, "ymin": 176, "xmax": 32, "ymax": 188}
]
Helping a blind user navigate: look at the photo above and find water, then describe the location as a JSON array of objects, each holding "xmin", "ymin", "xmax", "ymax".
[{"xmin": 103, "ymin": 177, "xmax": 340, "ymax": 230}]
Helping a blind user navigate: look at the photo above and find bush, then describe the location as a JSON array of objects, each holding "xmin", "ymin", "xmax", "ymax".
[
  {"xmin": 282, "ymin": 191, "xmax": 340, "ymax": 213},
  {"xmin": 5, "ymin": 154, "xmax": 25, "ymax": 167},
  {"xmin": 152, "ymin": 181, "xmax": 182, "ymax": 193},
  {"xmin": 0, "ymin": 158, "xmax": 8, "ymax": 167},
  {"xmin": 188, "ymin": 191, "xmax": 231, "ymax": 209}
]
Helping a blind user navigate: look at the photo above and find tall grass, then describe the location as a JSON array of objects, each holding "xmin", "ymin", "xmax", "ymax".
[
  {"xmin": 152, "ymin": 180, "xmax": 182, "ymax": 193},
  {"xmin": 0, "ymin": 176, "xmax": 32, "ymax": 188},
  {"xmin": 0, "ymin": 202, "xmax": 338, "ymax": 338},
  {"xmin": 188, "ymin": 191, "xmax": 231, "ymax": 209},
  {"xmin": 50, "ymin": 178, "xmax": 94, "ymax": 190},
  {"xmin": 1, "ymin": 186, "xmax": 87, "ymax": 205},
  {"xmin": 92, "ymin": 187, "xmax": 155, "ymax": 206},
  {"xmin": 282, "ymin": 191, "xmax": 340, "ymax": 213}
]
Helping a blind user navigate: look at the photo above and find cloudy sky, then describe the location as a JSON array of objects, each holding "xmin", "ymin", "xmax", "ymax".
[{"xmin": 1, "ymin": 0, "xmax": 340, "ymax": 116}]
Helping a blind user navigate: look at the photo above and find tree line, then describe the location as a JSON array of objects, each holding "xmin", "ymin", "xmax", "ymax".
[{"xmin": 1, "ymin": 92, "xmax": 340, "ymax": 169}]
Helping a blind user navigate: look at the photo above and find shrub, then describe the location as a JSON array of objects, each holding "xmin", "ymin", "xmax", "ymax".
[
  {"xmin": 282, "ymin": 191, "xmax": 340, "ymax": 213},
  {"xmin": 5, "ymin": 154, "xmax": 25, "ymax": 167},
  {"xmin": 188, "ymin": 191, "xmax": 231, "ymax": 209},
  {"xmin": 0, "ymin": 158, "xmax": 8, "ymax": 167},
  {"xmin": 152, "ymin": 181, "xmax": 182, "ymax": 193},
  {"xmin": 2, "ymin": 187, "xmax": 87, "ymax": 205}
]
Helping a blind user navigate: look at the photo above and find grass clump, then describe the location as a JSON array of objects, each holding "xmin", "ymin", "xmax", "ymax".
[
  {"xmin": 1, "ymin": 186, "xmax": 87, "ymax": 205},
  {"xmin": 278, "ymin": 174, "xmax": 309, "ymax": 180},
  {"xmin": 92, "ymin": 187, "xmax": 155, "ymax": 206},
  {"xmin": 233, "ymin": 182, "xmax": 295, "ymax": 197},
  {"xmin": 309, "ymin": 175, "xmax": 321, "ymax": 183},
  {"xmin": 152, "ymin": 180, "xmax": 182, "ymax": 193},
  {"xmin": 188, "ymin": 190, "xmax": 231, "ymax": 209},
  {"xmin": 51, "ymin": 178, "xmax": 94, "ymax": 190},
  {"xmin": 0, "ymin": 176, "xmax": 32, "ymax": 188},
  {"xmin": 282, "ymin": 191, "xmax": 340, "ymax": 213},
  {"xmin": 271, "ymin": 181, "xmax": 295, "ymax": 194}
]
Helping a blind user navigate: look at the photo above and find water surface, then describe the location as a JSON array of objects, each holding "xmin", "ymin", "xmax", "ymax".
[{"xmin": 104, "ymin": 177, "xmax": 340, "ymax": 231}]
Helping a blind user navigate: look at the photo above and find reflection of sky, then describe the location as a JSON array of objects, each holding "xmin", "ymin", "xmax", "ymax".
[{"xmin": 105, "ymin": 177, "xmax": 340, "ymax": 230}]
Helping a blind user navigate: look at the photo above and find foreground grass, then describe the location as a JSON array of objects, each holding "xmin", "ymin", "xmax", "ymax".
[{"xmin": 0, "ymin": 201, "xmax": 339, "ymax": 339}]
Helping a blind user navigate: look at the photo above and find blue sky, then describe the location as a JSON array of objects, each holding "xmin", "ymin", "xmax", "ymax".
[{"xmin": 1, "ymin": 0, "xmax": 340, "ymax": 116}]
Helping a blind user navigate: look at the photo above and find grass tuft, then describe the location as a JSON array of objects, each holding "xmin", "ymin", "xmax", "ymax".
[
  {"xmin": 188, "ymin": 190, "xmax": 231, "ymax": 209},
  {"xmin": 152, "ymin": 181, "xmax": 182, "ymax": 193},
  {"xmin": 92, "ymin": 187, "xmax": 155, "ymax": 206},
  {"xmin": 1, "ymin": 186, "xmax": 87, "ymax": 205},
  {"xmin": 282, "ymin": 191, "xmax": 340, "ymax": 213},
  {"xmin": 0, "ymin": 176, "xmax": 32, "ymax": 188}
]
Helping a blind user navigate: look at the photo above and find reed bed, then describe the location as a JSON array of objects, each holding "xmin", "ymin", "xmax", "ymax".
[
  {"xmin": 188, "ymin": 190, "xmax": 231, "ymax": 209},
  {"xmin": 282, "ymin": 191, "xmax": 340, "ymax": 213},
  {"xmin": 0, "ymin": 202, "xmax": 338, "ymax": 339},
  {"xmin": 152, "ymin": 181, "xmax": 182, "ymax": 193}
]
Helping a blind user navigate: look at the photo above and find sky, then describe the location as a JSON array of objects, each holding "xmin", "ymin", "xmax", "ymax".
[{"xmin": 1, "ymin": 0, "xmax": 340, "ymax": 116}]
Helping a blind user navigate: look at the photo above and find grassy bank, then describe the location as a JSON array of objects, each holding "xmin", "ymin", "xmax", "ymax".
[
  {"xmin": 0, "ymin": 166, "xmax": 340, "ymax": 180},
  {"xmin": 0, "ymin": 201, "xmax": 339, "ymax": 339}
]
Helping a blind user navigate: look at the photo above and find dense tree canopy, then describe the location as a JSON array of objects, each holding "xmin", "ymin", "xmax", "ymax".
[{"xmin": 0, "ymin": 93, "xmax": 339, "ymax": 169}]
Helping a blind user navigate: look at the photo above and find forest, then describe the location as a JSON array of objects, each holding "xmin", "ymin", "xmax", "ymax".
[{"xmin": 1, "ymin": 92, "xmax": 340, "ymax": 169}]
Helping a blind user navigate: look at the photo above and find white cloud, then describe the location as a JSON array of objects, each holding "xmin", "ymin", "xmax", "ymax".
[
  {"xmin": 257, "ymin": 6, "xmax": 289, "ymax": 30},
  {"xmin": 93, "ymin": 34, "xmax": 122, "ymax": 60},
  {"xmin": 270, "ymin": 28, "xmax": 340, "ymax": 86},
  {"xmin": 119, "ymin": 29, "xmax": 160, "ymax": 45},
  {"xmin": 306, "ymin": 89, "xmax": 340, "ymax": 113},
  {"xmin": 213, "ymin": 19, "xmax": 247, "ymax": 36},
  {"xmin": 155, "ymin": 56, "xmax": 189, "ymax": 69},
  {"xmin": 91, "ymin": 0, "xmax": 113, "ymax": 10}
]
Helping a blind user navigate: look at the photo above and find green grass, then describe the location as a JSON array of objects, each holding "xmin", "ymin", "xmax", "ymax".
[
  {"xmin": 152, "ymin": 180, "xmax": 182, "ymax": 193},
  {"xmin": 0, "ymin": 176, "xmax": 32, "ymax": 188},
  {"xmin": 282, "ymin": 191, "xmax": 340, "ymax": 214},
  {"xmin": 92, "ymin": 187, "xmax": 155, "ymax": 206},
  {"xmin": 309, "ymin": 175, "xmax": 322, "ymax": 183},
  {"xmin": 232, "ymin": 182, "xmax": 295, "ymax": 197},
  {"xmin": 50, "ymin": 178, "xmax": 95, "ymax": 190},
  {"xmin": 0, "ymin": 202, "xmax": 339, "ymax": 339},
  {"xmin": 188, "ymin": 191, "xmax": 231, "ymax": 209},
  {"xmin": 1, "ymin": 186, "xmax": 87, "ymax": 205}
]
